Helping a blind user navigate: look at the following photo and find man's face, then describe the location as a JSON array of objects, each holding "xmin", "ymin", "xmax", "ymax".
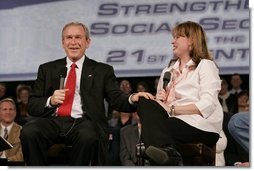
[
  {"xmin": 231, "ymin": 75, "xmax": 242, "ymax": 89},
  {"xmin": 62, "ymin": 25, "xmax": 90, "ymax": 62},
  {"xmin": 120, "ymin": 80, "xmax": 132, "ymax": 95},
  {"xmin": 0, "ymin": 101, "xmax": 16, "ymax": 125}
]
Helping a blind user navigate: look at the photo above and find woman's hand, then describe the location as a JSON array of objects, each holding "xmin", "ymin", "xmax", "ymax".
[{"xmin": 155, "ymin": 89, "xmax": 167, "ymax": 102}]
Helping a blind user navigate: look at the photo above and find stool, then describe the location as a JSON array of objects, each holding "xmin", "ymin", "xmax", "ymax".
[
  {"xmin": 138, "ymin": 142, "xmax": 215, "ymax": 166},
  {"xmin": 47, "ymin": 144, "xmax": 71, "ymax": 165},
  {"xmin": 47, "ymin": 143, "xmax": 98, "ymax": 166},
  {"xmin": 136, "ymin": 142, "xmax": 146, "ymax": 166},
  {"xmin": 176, "ymin": 143, "xmax": 216, "ymax": 166}
]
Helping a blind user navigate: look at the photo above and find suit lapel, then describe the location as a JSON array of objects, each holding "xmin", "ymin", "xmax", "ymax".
[
  {"xmin": 52, "ymin": 58, "xmax": 67, "ymax": 91},
  {"xmin": 8, "ymin": 123, "xmax": 20, "ymax": 144},
  {"xmin": 81, "ymin": 57, "xmax": 95, "ymax": 91}
]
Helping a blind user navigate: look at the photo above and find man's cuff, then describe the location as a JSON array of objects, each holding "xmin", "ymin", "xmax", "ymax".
[
  {"xmin": 46, "ymin": 96, "xmax": 53, "ymax": 108},
  {"xmin": 128, "ymin": 93, "xmax": 136, "ymax": 105}
]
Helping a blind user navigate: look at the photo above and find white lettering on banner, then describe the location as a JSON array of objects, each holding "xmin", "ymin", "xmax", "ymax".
[{"xmin": 0, "ymin": 0, "xmax": 249, "ymax": 81}]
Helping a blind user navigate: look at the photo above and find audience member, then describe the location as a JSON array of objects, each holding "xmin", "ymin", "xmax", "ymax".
[
  {"xmin": 120, "ymin": 112, "xmax": 144, "ymax": 166},
  {"xmin": 15, "ymin": 84, "xmax": 26, "ymax": 103},
  {"xmin": 107, "ymin": 79, "xmax": 135, "ymax": 165},
  {"xmin": 107, "ymin": 111, "xmax": 134, "ymax": 166},
  {"xmin": 107, "ymin": 79, "xmax": 133, "ymax": 117},
  {"xmin": 226, "ymin": 73, "xmax": 243, "ymax": 113},
  {"xmin": 218, "ymin": 78, "xmax": 231, "ymax": 113},
  {"xmin": 228, "ymin": 73, "xmax": 243, "ymax": 95},
  {"xmin": 108, "ymin": 110, "xmax": 120, "ymax": 128},
  {"xmin": 136, "ymin": 21, "xmax": 223, "ymax": 166},
  {"xmin": 223, "ymin": 111, "xmax": 249, "ymax": 166},
  {"xmin": 15, "ymin": 85, "xmax": 32, "ymax": 125},
  {"xmin": 231, "ymin": 90, "xmax": 249, "ymax": 114},
  {"xmin": 228, "ymin": 112, "xmax": 249, "ymax": 152},
  {"xmin": 227, "ymin": 112, "xmax": 249, "ymax": 167},
  {"xmin": 0, "ymin": 98, "xmax": 23, "ymax": 162},
  {"xmin": 136, "ymin": 81, "xmax": 149, "ymax": 93},
  {"xmin": 20, "ymin": 21, "xmax": 152, "ymax": 166},
  {"xmin": 0, "ymin": 83, "xmax": 7, "ymax": 100},
  {"xmin": 119, "ymin": 79, "xmax": 133, "ymax": 95}
]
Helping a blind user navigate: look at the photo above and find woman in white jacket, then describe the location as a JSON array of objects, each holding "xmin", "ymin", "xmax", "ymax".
[{"xmin": 136, "ymin": 21, "xmax": 224, "ymax": 166}]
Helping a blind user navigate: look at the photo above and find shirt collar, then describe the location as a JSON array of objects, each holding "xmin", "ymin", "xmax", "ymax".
[
  {"xmin": 172, "ymin": 59, "xmax": 195, "ymax": 70},
  {"xmin": 66, "ymin": 55, "xmax": 85, "ymax": 69},
  {"xmin": 1, "ymin": 123, "xmax": 13, "ymax": 131}
]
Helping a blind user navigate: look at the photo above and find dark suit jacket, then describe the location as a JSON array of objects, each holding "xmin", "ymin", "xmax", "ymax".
[
  {"xmin": 28, "ymin": 56, "xmax": 136, "ymax": 165},
  {"xmin": 120, "ymin": 124, "xmax": 139, "ymax": 166}
]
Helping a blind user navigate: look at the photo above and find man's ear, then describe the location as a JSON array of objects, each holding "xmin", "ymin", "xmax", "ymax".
[{"xmin": 86, "ymin": 38, "xmax": 91, "ymax": 48}]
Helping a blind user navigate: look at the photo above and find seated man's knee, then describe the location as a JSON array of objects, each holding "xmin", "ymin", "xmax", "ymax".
[
  {"xmin": 21, "ymin": 122, "xmax": 42, "ymax": 140},
  {"xmin": 77, "ymin": 129, "xmax": 98, "ymax": 146}
]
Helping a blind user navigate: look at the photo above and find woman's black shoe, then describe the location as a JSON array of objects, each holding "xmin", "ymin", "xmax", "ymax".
[{"xmin": 145, "ymin": 145, "xmax": 183, "ymax": 166}]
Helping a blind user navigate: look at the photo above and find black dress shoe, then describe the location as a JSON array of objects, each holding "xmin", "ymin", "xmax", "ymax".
[{"xmin": 145, "ymin": 145, "xmax": 183, "ymax": 166}]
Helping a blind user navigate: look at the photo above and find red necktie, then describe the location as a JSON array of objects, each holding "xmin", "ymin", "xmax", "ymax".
[{"xmin": 57, "ymin": 63, "xmax": 76, "ymax": 116}]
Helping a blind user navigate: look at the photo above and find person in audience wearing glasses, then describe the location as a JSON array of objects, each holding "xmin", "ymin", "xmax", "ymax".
[
  {"xmin": 135, "ymin": 21, "xmax": 223, "ymax": 165},
  {"xmin": 20, "ymin": 21, "xmax": 153, "ymax": 166},
  {"xmin": 0, "ymin": 98, "xmax": 23, "ymax": 162}
]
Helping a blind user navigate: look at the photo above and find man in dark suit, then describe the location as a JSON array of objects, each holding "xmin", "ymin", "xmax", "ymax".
[
  {"xmin": 20, "ymin": 22, "xmax": 154, "ymax": 166},
  {"xmin": 119, "ymin": 112, "xmax": 142, "ymax": 166},
  {"xmin": 120, "ymin": 122, "xmax": 140, "ymax": 166}
]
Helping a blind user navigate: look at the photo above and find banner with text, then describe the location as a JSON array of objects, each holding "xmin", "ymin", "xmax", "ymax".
[{"xmin": 0, "ymin": 0, "xmax": 249, "ymax": 81}]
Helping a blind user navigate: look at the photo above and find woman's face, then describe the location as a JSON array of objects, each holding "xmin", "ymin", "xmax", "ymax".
[
  {"xmin": 238, "ymin": 94, "xmax": 249, "ymax": 107},
  {"xmin": 19, "ymin": 89, "xmax": 30, "ymax": 104},
  {"xmin": 171, "ymin": 35, "xmax": 191, "ymax": 58},
  {"xmin": 219, "ymin": 81, "xmax": 228, "ymax": 95}
]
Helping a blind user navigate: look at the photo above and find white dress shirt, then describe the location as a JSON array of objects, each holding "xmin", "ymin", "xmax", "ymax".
[
  {"xmin": 64, "ymin": 56, "xmax": 84, "ymax": 118},
  {"xmin": 157, "ymin": 59, "xmax": 223, "ymax": 134},
  {"xmin": 228, "ymin": 88, "xmax": 242, "ymax": 95},
  {"xmin": 219, "ymin": 92, "xmax": 230, "ymax": 112},
  {"xmin": 47, "ymin": 56, "xmax": 85, "ymax": 118}
]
